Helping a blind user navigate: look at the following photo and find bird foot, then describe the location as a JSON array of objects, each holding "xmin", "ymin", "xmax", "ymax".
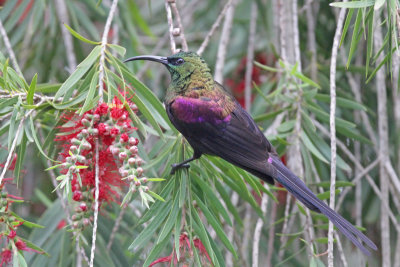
[{"xmin": 170, "ymin": 163, "xmax": 190, "ymax": 175}]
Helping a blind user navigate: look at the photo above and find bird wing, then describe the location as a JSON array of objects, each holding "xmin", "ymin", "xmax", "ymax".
[{"xmin": 167, "ymin": 83, "xmax": 276, "ymax": 184}]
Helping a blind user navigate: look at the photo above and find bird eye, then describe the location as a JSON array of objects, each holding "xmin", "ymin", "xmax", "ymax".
[{"xmin": 173, "ymin": 58, "xmax": 185, "ymax": 65}]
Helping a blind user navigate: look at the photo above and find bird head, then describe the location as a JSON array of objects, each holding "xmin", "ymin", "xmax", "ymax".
[{"xmin": 124, "ymin": 51, "xmax": 213, "ymax": 92}]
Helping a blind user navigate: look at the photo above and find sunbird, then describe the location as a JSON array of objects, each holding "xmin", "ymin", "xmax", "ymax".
[{"xmin": 124, "ymin": 51, "xmax": 377, "ymax": 255}]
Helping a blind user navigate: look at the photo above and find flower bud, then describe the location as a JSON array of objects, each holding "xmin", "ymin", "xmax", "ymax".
[
  {"xmin": 72, "ymin": 222, "xmax": 79, "ymax": 229},
  {"xmin": 71, "ymin": 138, "xmax": 81, "ymax": 145},
  {"xmin": 93, "ymin": 114, "xmax": 100, "ymax": 122},
  {"xmin": 129, "ymin": 146, "xmax": 138, "ymax": 155},
  {"xmin": 141, "ymin": 177, "xmax": 148, "ymax": 183},
  {"xmin": 134, "ymin": 180, "xmax": 141, "ymax": 187},
  {"xmin": 120, "ymin": 114, "xmax": 127, "ymax": 120},
  {"xmin": 142, "ymin": 186, "xmax": 149, "ymax": 192},
  {"xmin": 83, "ymin": 218, "xmax": 90, "ymax": 226},
  {"xmin": 128, "ymin": 158, "xmax": 136, "ymax": 166},
  {"xmin": 91, "ymin": 128, "xmax": 99, "ymax": 136},
  {"xmin": 129, "ymin": 137, "xmax": 139, "ymax": 146},
  {"xmin": 119, "ymin": 152, "xmax": 127, "ymax": 160},
  {"xmin": 80, "ymin": 202, "xmax": 87, "ymax": 212},
  {"xmin": 73, "ymin": 191, "xmax": 82, "ymax": 201},
  {"xmin": 70, "ymin": 146, "xmax": 78, "ymax": 153},
  {"xmin": 111, "ymin": 147, "xmax": 120, "ymax": 155},
  {"xmin": 69, "ymin": 165, "xmax": 77, "ymax": 173},
  {"xmin": 77, "ymin": 155, "xmax": 86, "ymax": 162},
  {"xmin": 81, "ymin": 129, "xmax": 88, "ymax": 137},
  {"xmin": 81, "ymin": 118, "xmax": 90, "ymax": 127},
  {"xmin": 136, "ymin": 167, "xmax": 143, "ymax": 177},
  {"xmin": 136, "ymin": 158, "xmax": 143, "ymax": 166},
  {"xmin": 131, "ymin": 187, "xmax": 137, "ymax": 193}
]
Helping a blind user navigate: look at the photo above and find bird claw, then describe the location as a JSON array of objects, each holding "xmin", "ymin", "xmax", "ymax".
[{"xmin": 170, "ymin": 163, "xmax": 190, "ymax": 175}]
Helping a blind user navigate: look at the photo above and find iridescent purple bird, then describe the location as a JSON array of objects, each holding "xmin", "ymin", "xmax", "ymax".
[{"xmin": 124, "ymin": 51, "xmax": 377, "ymax": 255}]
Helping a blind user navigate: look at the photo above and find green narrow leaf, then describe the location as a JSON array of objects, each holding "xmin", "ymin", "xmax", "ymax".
[
  {"xmin": 64, "ymin": 24, "xmax": 100, "ymax": 45},
  {"xmin": 79, "ymin": 72, "xmax": 98, "ymax": 115},
  {"xmin": 340, "ymin": 9, "xmax": 354, "ymax": 47},
  {"xmin": 29, "ymin": 116, "xmax": 55, "ymax": 162},
  {"xmin": 54, "ymin": 45, "xmax": 101, "ymax": 99},
  {"xmin": 194, "ymin": 176, "xmax": 233, "ymax": 226},
  {"xmin": 27, "ymin": 74, "xmax": 37, "ymax": 105},
  {"xmin": 193, "ymin": 194, "xmax": 238, "ymax": 259},
  {"xmin": 129, "ymin": 201, "xmax": 172, "ymax": 251},
  {"xmin": 300, "ymin": 132, "xmax": 329, "ymax": 164},
  {"xmin": 108, "ymin": 44, "xmax": 126, "ymax": 57},
  {"xmin": 14, "ymin": 133, "xmax": 27, "ymax": 185},
  {"xmin": 157, "ymin": 196, "xmax": 180, "ymax": 243},
  {"xmin": 346, "ymin": 9, "xmax": 363, "ymax": 68},
  {"xmin": 330, "ymin": 0, "xmax": 374, "ymax": 8}
]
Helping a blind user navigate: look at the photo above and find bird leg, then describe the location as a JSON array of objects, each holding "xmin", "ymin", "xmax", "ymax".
[{"xmin": 170, "ymin": 153, "xmax": 201, "ymax": 175}]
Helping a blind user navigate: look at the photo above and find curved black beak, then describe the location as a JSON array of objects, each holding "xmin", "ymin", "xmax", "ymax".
[{"xmin": 124, "ymin": 55, "xmax": 168, "ymax": 65}]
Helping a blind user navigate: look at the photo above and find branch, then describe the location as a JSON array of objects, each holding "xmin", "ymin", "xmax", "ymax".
[
  {"xmin": 252, "ymin": 186, "xmax": 269, "ymax": 267},
  {"xmin": 106, "ymin": 203, "xmax": 128, "ymax": 251},
  {"xmin": 54, "ymin": 0, "xmax": 77, "ymax": 72},
  {"xmin": 374, "ymin": 15, "xmax": 391, "ymax": 266},
  {"xmin": 335, "ymin": 157, "xmax": 380, "ymax": 209},
  {"xmin": 164, "ymin": 0, "xmax": 176, "ymax": 53},
  {"xmin": 328, "ymin": 3, "xmax": 346, "ymax": 265},
  {"xmin": 90, "ymin": 1, "xmax": 119, "ymax": 266},
  {"xmin": 169, "ymin": 0, "xmax": 188, "ymax": 51},
  {"xmin": 244, "ymin": 3, "xmax": 257, "ymax": 112},
  {"xmin": 0, "ymin": 17, "xmax": 23, "ymax": 76},
  {"xmin": 214, "ymin": 0, "xmax": 238, "ymax": 83},
  {"xmin": 197, "ymin": 0, "xmax": 235, "ymax": 55}
]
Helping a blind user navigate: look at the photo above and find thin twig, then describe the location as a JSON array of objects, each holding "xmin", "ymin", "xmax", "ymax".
[
  {"xmin": 170, "ymin": 1, "xmax": 188, "ymax": 51},
  {"xmin": 54, "ymin": 0, "xmax": 77, "ymax": 72},
  {"xmin": 106, "ymin": 203, "xmax": 128, "ymax": 251},
  {"xmin": 334, "ymin": 232, "xmax": 348, "ymax": 267},
  {"xmin": 265, "ymin": 201, "xmax": 277, "ymax": 267},
  {"xmin": 252, "ymin": 185, "xmax": 269, "ymax": 267},
  {"xmin": 327, "ymin": 3, "xmax": 346, "ymax": 265},
  {"xmin": 0, "ymin": 103, "xmax": 41, "ymax": 185},
  {"xmin": 314, "ymin": 120, "xmax": 400, "ymax": 233},
  {"xmin": 164, "ymin": 0, "xmax": 176, "ymax": 53},
  {"xmin": 278, "ymin": 194, "xmax": 292, "ymax": 260},
  {"xmin": 335, "ymin": 157, "xmax": 380, "ymax": 210},
  {"xmin": 90, "ymin": 1, "xmax": 119, "ymax": 266},
  {"xmin": 374, "ymin": 16, "xmax": 391, "ymax": 267},
  {"xmin": 384, "ymin": 161, "xmax": 400, "ymax": 196},
  {"xmin": 214, "ymin": 0, "xmax": 238, "ymax": 83},
  {"xmin": 197, "ymin": 0, "xmax": 235, "ymax": 55},
  {"xmin": 0, "ymin": 18, "xmax": 23, "ymax": 76},
  {"xmin": 225, "ymin": 192, "xmax": 239, "ymax": 267},
  {"xmin": 244, "ymin": 3, "xmax": 257, "ymax": 112}
]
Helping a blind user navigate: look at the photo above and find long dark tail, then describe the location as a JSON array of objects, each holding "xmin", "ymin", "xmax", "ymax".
[{"xmin": 270, "ymin": 156, "xmax": 377, "ymax": 256}]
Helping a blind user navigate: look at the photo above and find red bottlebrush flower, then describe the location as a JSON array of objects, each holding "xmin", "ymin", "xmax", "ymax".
[
  {"xmin": 57, "ymin": 220, "xmax": 67, "ymax": 230},
  {"xmin": 194, "ymin": 238, "xmax": 211, "ymax": 262},
  {"xmin": 110, "ymin": 127, "xmax": 120, "ymax": 136},
  {"xmin": 97, "ymin": 123, "xmax": 108, "ymax": 135},
  {"xmin": 7, "ymin": 230, "xmax": 16, "ymax": 240},
  {"xmin": 73, "ymin": 191, "xmax": 82, "ymax": 201},
  {"xmin": 148, "ymin": 255, "xmax": 173, "ymax": 267},
  {"xmin": 120, "ymin": 133, "xmax": 129, "ymax": 143},
  {"xmin": 150, "ymin": 233, "xmax": 211, "ymax": 267},
  {"xmin": 95, "ymin": 103, "xmax": 109, "ymax": 115},
  {"xmin": 0, "ymin": 249, "xmax": 12, "ymax": 267},
  {"xmin": 15, "ymin": 239, "xmax": 42, "ymax": 254}
]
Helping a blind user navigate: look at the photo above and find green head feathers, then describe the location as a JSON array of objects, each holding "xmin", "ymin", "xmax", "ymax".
[{"xmin": 124, "ymin": 51, "xmax": 214, "ymax": 95}]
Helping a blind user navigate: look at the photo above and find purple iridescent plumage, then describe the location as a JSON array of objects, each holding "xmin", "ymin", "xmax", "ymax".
[{"xmin": 171, "ymin": 96, "xmax": 232, "ymax": 124}]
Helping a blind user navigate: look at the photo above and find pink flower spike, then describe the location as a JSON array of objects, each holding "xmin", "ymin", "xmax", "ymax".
[{"xmin": 148, "ymin": 255, "xmax": 172, "ymax": 267}]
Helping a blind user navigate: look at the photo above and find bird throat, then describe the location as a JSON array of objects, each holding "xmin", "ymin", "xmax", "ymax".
[{"xmin": 166, "ymin": 67, "xmax": 215, "ymax": 103}]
